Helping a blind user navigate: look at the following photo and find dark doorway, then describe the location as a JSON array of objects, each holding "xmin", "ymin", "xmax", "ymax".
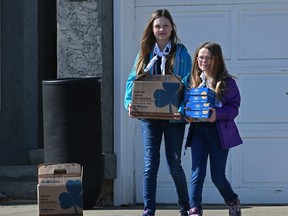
[{"xmin": 38, "ymin": 0, "xmax": 57, "ymax": 148}]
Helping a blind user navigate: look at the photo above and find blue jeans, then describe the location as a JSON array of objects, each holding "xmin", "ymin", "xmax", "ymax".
[
  {"xmin": 189, "ymin": 123, "xmax": 238, "ymax": 210},
  {"xmin": 141, "ymin": 119, "xmax": 189, "ymax": 215}
]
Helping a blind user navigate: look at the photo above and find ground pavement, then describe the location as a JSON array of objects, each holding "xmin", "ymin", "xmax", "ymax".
[{"xmin": 0, "ymin": 200, "xmax": 288, "ymax": 216}]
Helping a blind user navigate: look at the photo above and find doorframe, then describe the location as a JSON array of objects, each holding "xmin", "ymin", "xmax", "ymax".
[{"xmin": 113, "ymin": 0, "xmax": 137, "ymax": 206}]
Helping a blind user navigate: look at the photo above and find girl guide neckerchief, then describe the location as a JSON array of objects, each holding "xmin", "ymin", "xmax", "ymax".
[
  {"xmin": 144, "ymin": 41, "xmax": 172, "ymax": 75},
  {"xmin": 198, "ymin": 71, "xmax": 223, "ymax": 108},
  {"xmin": 198, "ymin": 72, "xmax": 207, "ymax": 88}
]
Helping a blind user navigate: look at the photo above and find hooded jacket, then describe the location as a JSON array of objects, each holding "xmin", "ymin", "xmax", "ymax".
[{"xmin": 185, "ymin": 77, "xmax": 243, "ymax": 149}]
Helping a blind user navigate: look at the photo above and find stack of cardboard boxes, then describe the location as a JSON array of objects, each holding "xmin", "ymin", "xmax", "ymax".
[
  {"xmin": 184, "ymin": 87, "xmax": 216, "ymax": 119},
  {"xmin": 37, "ymin": 163, "xmax": 83, "ymax": 216}
]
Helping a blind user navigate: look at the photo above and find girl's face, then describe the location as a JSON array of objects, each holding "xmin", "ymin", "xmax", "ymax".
[
  {"xmin": 197, "ymin": 48, "xmax": 212, "ymax": 73},
  {"xmin": 152, "ymin": 16, "xmax": 172, "ymax": 43}
]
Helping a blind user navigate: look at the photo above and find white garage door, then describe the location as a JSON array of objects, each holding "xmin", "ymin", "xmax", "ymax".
[{"xmin": 131, "ymin": 0, "xmax": 288, "ymax": 204}]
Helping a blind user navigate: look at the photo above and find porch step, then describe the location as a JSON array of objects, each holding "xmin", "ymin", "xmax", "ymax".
[{"xmin": 0, "ymin": 166, "xmax": 38, "ymax": 200}]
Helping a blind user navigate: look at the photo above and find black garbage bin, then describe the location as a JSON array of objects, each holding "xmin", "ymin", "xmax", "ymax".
[{"xmin": 42, "ymin": 76, "xmax": 104, "ymax": 210}]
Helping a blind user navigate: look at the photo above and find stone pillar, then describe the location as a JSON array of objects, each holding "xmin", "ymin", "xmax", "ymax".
[{"xmin": 57, "ymin": 0, "xmax": 115, "ymax": 205}]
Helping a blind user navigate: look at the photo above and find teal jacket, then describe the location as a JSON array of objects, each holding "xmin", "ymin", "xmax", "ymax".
[{"xmin": 124, "ymin": 43, "xmax": 192, "ymax": 117}]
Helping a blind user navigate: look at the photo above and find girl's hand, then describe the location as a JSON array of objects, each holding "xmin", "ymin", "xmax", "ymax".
[
  {"xmin": 204, "ymin": 108, "xmax": 216, "ymax": 122},
  {"xmin": 173, "ymin": 112, "xmax": 183, "ymax": 120},
  {"xmin": 128, "ymin": 104, "xmax": 135, "ymax": 118}
]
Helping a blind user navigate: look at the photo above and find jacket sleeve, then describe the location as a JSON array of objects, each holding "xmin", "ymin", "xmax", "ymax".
[
  {"xmin": 176, "ymin": 44, "xmax": 192, "ymax": 115},
  {"xmin": 124, "ymin": 53, "xmax": 139, "ymax": 110},
  {"xmin": 215, "ymin": 78, "xmax": 241, "ymax": 121}
]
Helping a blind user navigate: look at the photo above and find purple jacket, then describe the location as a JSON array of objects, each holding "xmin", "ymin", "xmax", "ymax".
[{"xmin": 186, "ymin": 77, "xmax": 243, "ymax": 149}]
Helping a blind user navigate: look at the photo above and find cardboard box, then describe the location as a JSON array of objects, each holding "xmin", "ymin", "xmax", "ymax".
[
  {"xmin": 132, "ymin": 74, "xmax": 183, "ymax": 119},
  {"xmin": 186, "ymin": 110, "xmax": 211, "ymax": 118},
  {"xmin": 37, "ymin": 163, "xmax": 83, "ymax": 216},
  {"xmin": 184, "ymin": 87, "xmax": 216, "ymax": 104},
  {"xmin": 185, "ymin": 101, "xmax": 210, "ymax": 111},
  {"xmin": 187, "ymin": 87, "xmax": 215, "ymax": 96}
]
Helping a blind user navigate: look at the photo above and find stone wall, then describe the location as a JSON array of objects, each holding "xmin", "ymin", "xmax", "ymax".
[{"xmin": 57, "ymin": 0, "xmax": 102, "ymax": 77}]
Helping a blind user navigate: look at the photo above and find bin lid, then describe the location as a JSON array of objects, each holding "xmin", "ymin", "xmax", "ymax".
[{"xmin": 42, "ymin": 76, "xmax": 101, "ymax": 85}]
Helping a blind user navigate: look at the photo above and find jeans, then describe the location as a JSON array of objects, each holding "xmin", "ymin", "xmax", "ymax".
[
  {"xmin": 141, "ymin": 119, "xmax": 189, "ymax": 215},
  {"xmin": 189, "ymin": 122, "xmax": 238, "ymax": 210}
]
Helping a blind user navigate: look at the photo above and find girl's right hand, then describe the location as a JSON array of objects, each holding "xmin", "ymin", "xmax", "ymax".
[{"xmin": 128, "ymin": 104, "xmax": 135, "ymax": 118}]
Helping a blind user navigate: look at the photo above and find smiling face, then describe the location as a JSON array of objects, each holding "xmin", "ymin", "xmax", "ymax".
[
  {"xmin": 153, "ymin": 16, "xmax": 172, "ymax": 45},
  {"xmin": 197, "ymin": 47, "xmax": 212, "ymax": 74}
]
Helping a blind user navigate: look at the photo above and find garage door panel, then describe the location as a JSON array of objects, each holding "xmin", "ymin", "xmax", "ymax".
[
  {"xmin": 239, "ymin": 9, "xmax": 288, "ymax": 59},
  {"xmin": 238, "ymin": 73, "xmax": 288, "ymax": 124},
  {"xmin": 240, "ymin": 138, "xmax": 288, "ymax": 185}
]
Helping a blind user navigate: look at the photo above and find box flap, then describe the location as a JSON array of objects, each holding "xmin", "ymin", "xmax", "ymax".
[{"xmin": 38, "ymin": 163, "xmax": 82, "ymax": 185}]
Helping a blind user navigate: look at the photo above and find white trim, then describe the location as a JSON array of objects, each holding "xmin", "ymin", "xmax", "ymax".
[{"xmin": 113, "ymin": 0, "xmax": 137, "ymax": 206}]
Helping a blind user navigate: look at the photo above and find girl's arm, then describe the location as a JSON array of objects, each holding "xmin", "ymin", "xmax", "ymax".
[
  {"xmin": 124, "ymin": 54, "xmax": 139, "ymax": 110},
  {"xmin": 214, "ymin": 78, "xmax": 241, "ymax": 121}
]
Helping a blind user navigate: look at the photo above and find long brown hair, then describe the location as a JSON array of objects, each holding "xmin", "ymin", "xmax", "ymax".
[
  {"xmin": 190, "ymin": 41, "xmax": 233, "ymax": 100},
  {"xmin": 136, "ymin": 9, "xmax": 179, "ymax": 74}
]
